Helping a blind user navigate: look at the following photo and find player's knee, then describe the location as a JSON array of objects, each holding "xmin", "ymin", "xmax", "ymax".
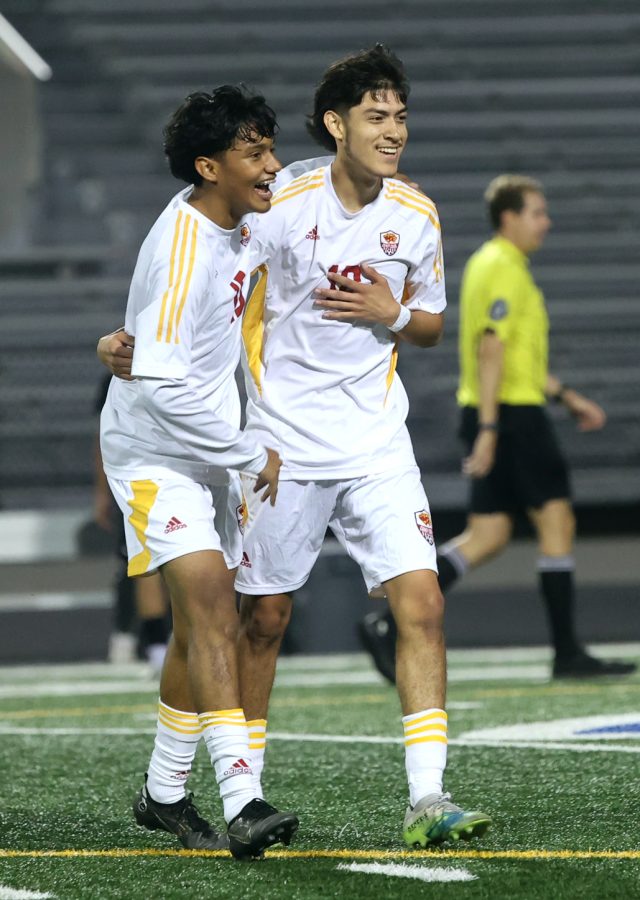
[
  {"xmin": 395, "ymin": 587, "xmax": 444, "ymax": 636},
  {"xmin": 241, "ymin": 594, "xmax": 292, "ymax": 647}
]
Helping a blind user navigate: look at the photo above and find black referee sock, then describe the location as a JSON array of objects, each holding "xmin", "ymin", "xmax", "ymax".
[
  {"xmin": 140, "ymin": 616, "xmax": 169, "ymax": 648},
  {"xmin": 437, "ymin": 542, "xmax": 469, "ymax": 592},
  {"xmin": 537, "ymin": 558, "xmax": 581, "ymax": 660}
]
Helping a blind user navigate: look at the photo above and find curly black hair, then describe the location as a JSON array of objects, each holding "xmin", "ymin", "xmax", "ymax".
[
  {"xmin": 306, "ymin": 45, "xmax": 409, "ymax": 152},
  {"xmin": 163, "ymin": 84, "xmax": 278, "ymax": 185}
]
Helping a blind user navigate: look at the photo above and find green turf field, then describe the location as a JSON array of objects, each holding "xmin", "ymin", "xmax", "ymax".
[{"xmin": 1, "ymin": 645, "xmax": 639, "ymax": 899}]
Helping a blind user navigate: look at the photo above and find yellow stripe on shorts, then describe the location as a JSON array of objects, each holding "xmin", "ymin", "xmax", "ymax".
[{"xmin": 127, "ymin": 480, "xmax": 160, "ymax": 576}]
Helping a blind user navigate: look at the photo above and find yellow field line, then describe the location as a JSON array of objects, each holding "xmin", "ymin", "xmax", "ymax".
[
  {"xmin": 0, "ymin": 694, "xmax": 388, "ymax": 722},
  {"xmin": 459, "ymin": 683, "xmax": 640, "ymax": 700},
  {"xmin": 0, "ymin": 848, "xmax": 639, "ymax": 861}
]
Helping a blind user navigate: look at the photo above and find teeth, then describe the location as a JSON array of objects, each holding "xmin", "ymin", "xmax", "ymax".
[{"xmin": 379, "ymin": 148, "xmax": 397, "ymax": 155}]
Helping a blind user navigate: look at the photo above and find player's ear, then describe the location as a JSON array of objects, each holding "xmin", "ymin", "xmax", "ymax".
[
  {"xmin": 323, "ymin": 109, "xmax": 345, "ymax": 145},
  {"xmin": 194, "ymin": 155, "xmax": 219, "ymax": 185}
]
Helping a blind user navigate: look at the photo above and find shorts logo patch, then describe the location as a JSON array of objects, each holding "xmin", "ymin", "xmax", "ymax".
[
  {"xmin": 380, "ymin": 230, "xmax": 400, "ymax": 256},
  {"xmin": 240, "ymin": 223, "xmax": 251, "ymax": 246},
  {"xmin": 489, "ymin": 298, "xmax": 508, "ymax": 321},
  {"xmin": 236, "ymin": 500, "xmax": 248, "ymax": 535},
  {"xmin": 240, "ymin": 551, "xmax": 252, "ymax": 568},
  {"xmin": 415, "ymin": 509, "xmax": 434, "ymax": 545},
  {"xmin": 164, "ymin": 516, "xmax": 187, "ymax": 533}
]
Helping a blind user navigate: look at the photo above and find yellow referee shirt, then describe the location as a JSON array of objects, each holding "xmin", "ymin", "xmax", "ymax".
[{"xmin": 457, "ymin": 236, "xmax": 548, "ymax": 407}]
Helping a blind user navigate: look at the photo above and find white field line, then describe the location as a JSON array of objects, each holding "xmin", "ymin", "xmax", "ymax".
[
  {"xmin": 0, "ymin": 726, "xmax": 638, "ymax": 754},
  {"xmin": 0, "ymin": 887, "xmax": 54, "ymax": 899},
  {"xmin": 0, "ymin": 666, "xmax": 554, "ymax": 699},
  {"xmin": 337, "ymin": 862, "xmax": 476, "ymax": 882},
  {"xmin": 1, "ymin": 643, "xmax": 638, "ymax": 682}
]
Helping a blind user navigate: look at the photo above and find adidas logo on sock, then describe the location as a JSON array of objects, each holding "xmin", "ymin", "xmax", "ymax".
[
  {"xmin": 224, "ymin": 758, "xmax": 252, "ymax": 777},
  {"xmin": 164, "ymin": 516, "xmax": 187, "ymax": 533}
]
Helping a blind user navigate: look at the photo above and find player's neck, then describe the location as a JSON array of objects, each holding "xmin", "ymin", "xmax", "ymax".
[
  {"xmin": 330, "ymin": 157, "xmax": 382, "ymax": 212},
  {"xmin": 188, "ymin": 186, "xmax": 240, "ymax": 231}
]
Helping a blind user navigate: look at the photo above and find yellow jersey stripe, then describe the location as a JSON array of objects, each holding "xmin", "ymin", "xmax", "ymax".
[
  {"xmin": 273, "ymin": 170, "xmax": 325, "ymax": 201},
  {"xmin": 384, "ymin": 341, "xmax": 399, "ymax": 406},
  {"xmin": 272, "ymin": 180, "xmax": 323, "ymax": 206},
  {"xmin": 156, "ymin": 211, "xmax": 183, "ymax": 341},
  {"xmin": 242, "ymin": 264, "xmax": 268, "ymax": 395},
  {"xmin": 384, "ymin": 192, "xmax": 440, "ymax": 229},
  {"xmin": 126, "ymin": 480, "xmax": 160, "ymax": 576},
  {"xmin": 385, "ymin": 184, "xmax": 438, "ymax": 215},
  {"xmin": 173, "ymin": 218, "xmax": 199, "ymax": 343},
  {"xmin": 404, "ymin": 735, "xmax": 448, "ymax": 746},
  {"xmin": 165, "ymin": 214, "xmax": 192, "ymax": 343}
]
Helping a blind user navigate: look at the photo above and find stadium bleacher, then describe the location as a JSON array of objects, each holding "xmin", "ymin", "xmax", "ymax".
[{"xmin": 1, "ymin": 0, "xmax": 639, "ymax": 512}]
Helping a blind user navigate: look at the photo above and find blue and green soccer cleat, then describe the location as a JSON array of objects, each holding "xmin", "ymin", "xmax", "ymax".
[{"xmin": 403, "ymin": 792, "xmax": 491, "ymax": 848}]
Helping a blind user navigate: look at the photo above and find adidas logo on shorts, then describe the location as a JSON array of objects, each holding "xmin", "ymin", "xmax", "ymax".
[{"xmin": 164, "ymin": 516, "xmax": 187, "ymax": 534}]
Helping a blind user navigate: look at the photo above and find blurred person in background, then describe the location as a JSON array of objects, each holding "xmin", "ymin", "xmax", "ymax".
[{"xmin": 361, "ymin": 174, "xmax": 637, "ymax": 683}]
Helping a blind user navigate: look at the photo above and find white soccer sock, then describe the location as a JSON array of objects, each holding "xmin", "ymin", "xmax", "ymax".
[
  {"xmin": 199, "ymin": 708, "xmax": 256, "ymax": 822},
  {"xmin": 247, "ymin": 718, "xmax": 267, "ymax": 799},
  {"xmin": 147, "ymin": 700, "xmax": 202, "ymax": 804},
  {"xmin": 403, "ymin": 708, "xmax": 448, "ymax": 807}
]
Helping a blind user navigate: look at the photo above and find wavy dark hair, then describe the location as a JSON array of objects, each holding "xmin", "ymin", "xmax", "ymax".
[
  {"xmin": 164, "ymin": 85, "xmax": 278, "ymax": 185},
  {"xmin": 306, "ymin": 44, "xmax": 409, "ymax": 152}
]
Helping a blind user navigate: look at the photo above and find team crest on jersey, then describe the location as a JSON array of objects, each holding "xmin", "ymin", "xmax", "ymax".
[
  {"xmin": 380, "ymin": 230, "xmax": 400, "ymax": 256},
  {"xmin": 415, "ymin": 509, "xmax": 434, "ymax": 544},
  {"xmin": 236, "ymin": 500, "xmax": 248, "ymax": 535},
  {"xmin": 240, "ymin": 223, "xmax": 251, "ymax": 246}
]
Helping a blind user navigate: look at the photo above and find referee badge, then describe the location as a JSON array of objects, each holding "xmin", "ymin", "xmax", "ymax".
[
  {"xmin": 380, "ymin": 230, "xmax": 400, "ymax": 256},
  {"xmin": 415, "ymin": 510, "xmax": 434, "ymax": 545},
  {"xmin": 489, "ymin": 298, "xmax": 509, "ymax": 321}
]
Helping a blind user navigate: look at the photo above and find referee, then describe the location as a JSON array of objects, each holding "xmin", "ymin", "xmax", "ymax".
[{"xmin": 361, "ymin": 174, "xmax": 636, "ymax": 681}]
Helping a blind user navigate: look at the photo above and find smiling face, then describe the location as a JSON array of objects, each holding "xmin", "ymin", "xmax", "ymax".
[
  {"xmin": 326, "ymin": 90, "xmax": 408, "ymax": 179},
  {"xmin": 194, "ymin": 134, "xmax": 281, "ymax": 228}
]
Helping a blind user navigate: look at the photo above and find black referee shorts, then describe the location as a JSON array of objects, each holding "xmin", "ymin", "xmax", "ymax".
[{"xmin": 460, "ymin": 405, "xmax": 571, "ymax": 514}]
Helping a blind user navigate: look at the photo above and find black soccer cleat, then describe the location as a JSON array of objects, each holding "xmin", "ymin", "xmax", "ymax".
[
  {"xmin": 227, "ymin": 798, "xmax": 298, "ymax": 860},
  {"xmin": 358, "ymin": 610, "xmax": 397, "ymax": 685},
  {"xmin": 553, "ymin": 651, "xmax": 637, "ymax": 680},
  {"xmin": 133, "ymin": 781, "xmax": 229, "ymax": 850}
]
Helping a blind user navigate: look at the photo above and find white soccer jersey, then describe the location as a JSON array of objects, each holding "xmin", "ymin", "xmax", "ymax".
[
  {"xmin": 101, "ymin": 188, "xmax": 267, "ymax": 484},
  {"xmin": 241, "ymin": 165, "xmax": 446, "ymax": 479}
]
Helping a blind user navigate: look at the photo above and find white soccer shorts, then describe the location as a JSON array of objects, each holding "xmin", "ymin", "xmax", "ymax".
[
  {"xmin": 108, "ymin": 473, "xmax": 244, "ymax": 577},
  {"xmin": 235, "ymin": 466, "xmax": 438, "ymax": 594}
]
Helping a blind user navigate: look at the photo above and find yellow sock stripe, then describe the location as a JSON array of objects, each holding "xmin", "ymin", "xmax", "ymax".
[
  {"xmin": 165, "ymin": 214, "xmax": 192, "ymax": 343},
  {"xmin": 156, "ymin": 211, "xmax": 183, "ymax": 341},
  {"xmin": 246, "ymin": 719, "xmax": 267, "ymax": 729},
  {"xmin": 404, "ymin": 735, "xmax": 448, "ymax": 746},
  {"xmin": 173, "ymin": 218, "xmax": 199, "ymax": 343},
  {"xmin": 158, "ymin": 717, "xmax": 202, "ymax": 736},
  {"xmin": 126, "ymin": 480, "xmax": 160, "ymax": 576},
  {"xmin": 158, "ymin": 703, "xmax": 199, "ymax": 721},
  {"xmin": 404, "ymin": 723, "xmax": 448, "ymax": 739},
  {"xmin": 403, "ymin": 711, "xmax": 448, "ymax": 727},
  {"xmin": 158, "ymin": 708, "xmax": 201, "ymax": 733}
]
